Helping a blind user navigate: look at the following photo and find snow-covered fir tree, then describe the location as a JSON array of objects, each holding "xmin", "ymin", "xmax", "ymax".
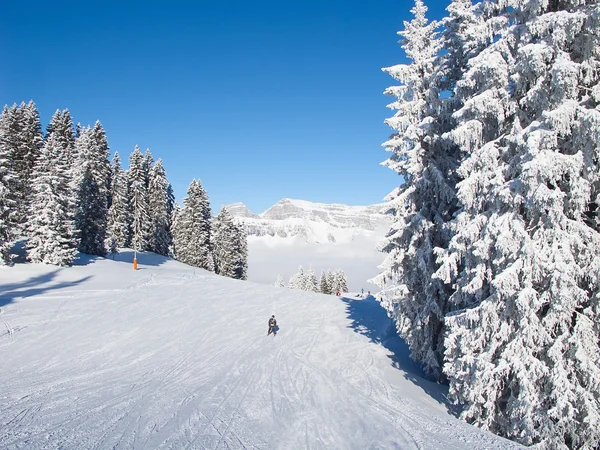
[
  {"xmin": 372, "ymin": 0, "xmax": 458, "ymax": 381},
  {"xmin": 148, "ymin": 159, "xmax": 173, "ymax": 256},
  {"xmin": 326, "ymin": 270, "xmax": 337, "ymax": 293},
  {"xmin": 319, "ymin": 270, "xmax": 331, "ymax": 294},
  {"xmin": 0, "ymin": 112, "xmax": 16, "ymax": 264},
  {"xmin": 0, "ymin": 102, "xmax": 44, "ymax": 235},
  {"xmin": 106, "ymin": 152, "xmax": 131, "ymax": 247},
  {"xmin": 128, "ymin": 146, "xmax": 151, "ymax": 252},
  {"xmin": 170, "ymin": 202, "xmax": 183, "ymax": 257},
  {"xmin": 288, "ymin": 266, "xmax": 305, "ymax": 290},
  {"xmin": 12, "ymin": 102, "xmax": 43, "ymax": 228},
  {"xmin": 172, "ymin": 180, "xmax": 214, "ymax": 271},
  {"xmin": 46, "ymin": 109, "xmax": 75, "ymax": 168},
  {"xmin": 26, "ymin": 133, "xmax": 77, "ymax": 265},
  {"xmin": 306, "ymin": 266, "xmax": 319, "ymax": 292},
  {"xmin": 75, "ymin": 167, "xmax": 107, "ymax": 256},
  {"xmin": 432, "ymin": 0, "xmax": 600, "ymax": 446},
  {"xmin": 212, "ymin": 207, "xmax": 248, "ymax": 279},
  {"xmin": 142, "ymin": 149, "xmax": 154, "ymax": 189},
  {"xmin": 73, "ymin": 122, "xmax": 111, "ymax": 256},
  {"xmin": 332, "ymin": 270, "xmax": 348, "ymax": 294},
  {"xmin": 274, "ymin": 274, "xmax": 285, "ymax": 288}
]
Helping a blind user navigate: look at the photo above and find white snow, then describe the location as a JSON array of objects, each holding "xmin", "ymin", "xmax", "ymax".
[{"xmin": 0, "ymin": 251, "xmax": 522, "ymax": 449}]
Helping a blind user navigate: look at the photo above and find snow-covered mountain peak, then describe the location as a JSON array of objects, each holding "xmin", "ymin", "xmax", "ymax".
[{"xmin": 226, "ymin": 198, "xmax": 391, "ymax": 244}]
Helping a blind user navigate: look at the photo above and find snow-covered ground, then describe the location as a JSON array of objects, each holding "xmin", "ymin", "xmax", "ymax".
[{"xmin": 0, "ymin": 251, "xmax": 521, "ymax": 449}]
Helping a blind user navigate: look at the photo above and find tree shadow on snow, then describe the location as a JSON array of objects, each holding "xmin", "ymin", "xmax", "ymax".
[
  {"xmin": 340, "ymin": 295, "xmax": 458, "ymax": 415},
  {"xmin": 0, "ymin": 271, "xmax": 92, "ymax": 308}
]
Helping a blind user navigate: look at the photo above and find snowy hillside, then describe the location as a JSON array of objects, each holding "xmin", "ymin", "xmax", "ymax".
[
  {"xmin": 228, "ymin": 199, "xmax": 392, "ymax": 290},
  {"xmin": 0, "ymin": 251, "xmax": 521, "ymax": 449}
]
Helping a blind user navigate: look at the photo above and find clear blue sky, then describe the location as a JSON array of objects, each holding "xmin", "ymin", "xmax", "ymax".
[{"xmin": 1, "ymin": 0, "xmax": 449, "ymax": 214}]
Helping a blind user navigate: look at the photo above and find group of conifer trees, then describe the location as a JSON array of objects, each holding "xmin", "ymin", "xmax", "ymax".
[
  {"xmin": 0, "ymin": 102, "xmax": 247, "ymax": 280},
  {"xmin": 375, "ymin": 0, "xmax": 599, "ymax": 447},
  {"xmin": 277, "ymin": 267, "xmax": 348, "ymax": 294}
]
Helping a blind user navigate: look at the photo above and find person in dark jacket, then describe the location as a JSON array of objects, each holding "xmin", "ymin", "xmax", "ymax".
[{"xmin": 267, "ymin": 315, "xmax": 277, "ymax": 336}]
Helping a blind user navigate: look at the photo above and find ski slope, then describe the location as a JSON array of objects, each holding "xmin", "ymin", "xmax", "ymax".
[{"xmin": 0, "ymin": 251, "xmax": 522, "ymax": 449}]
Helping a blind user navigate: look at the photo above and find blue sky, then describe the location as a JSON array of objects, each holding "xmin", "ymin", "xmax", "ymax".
[{"xmin": 1, "ymin": 0, "xmax": 449, "ymax": 213}]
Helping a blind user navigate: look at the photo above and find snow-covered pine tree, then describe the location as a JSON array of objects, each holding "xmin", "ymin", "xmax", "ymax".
[
  {"xmin": 274, "ymin": 274, "xmax": 285, "ymax": 288},
  {"xmin": 334, "ymin": 270, "xmax": 348, "ymax": 293},
  {"xmin": 73, "ymin": 122, "xmax": 111, "ymax": 256},
  {"xmin": 0, "ymin": 108, "xmax": 16, "ymax": 264},
  {"xmin": 75, "ymin": 166, "xmax": 107, "ymax": 256},
  {"xmin": 306, "ymin": 266, "xmax": 319, "ymax": 292},
  {"xmin": 128, "ymin": 146, "xmax": 151, "ymax": 252},
  {"xmin": 106, "ymin": 152, "xmax": 131, "ymax": 247},
  {"xmin": 326, "ymin": 270, "xmax": 337, "ymax": 293},
  {"xmin": 213, "ymin": 209, "xmax": 248, "ymax": 280},
  {"xmin": 26, "ymin": 133, "xmax": 77, "ymax": 265},
  {"xmin": 12, "ymin": 101, "xmax": 43, "ymax": 227},
  {"xmin": 171, "ymin": 203, "xmax": 185, "ymax": 259},
  {"xmin": 212, "ymin": 207, "xmax": 235, "ymax": 276},
  {"xmin": 172, "ymin": 180, "xmax": 214, "ymax": 271},
  {"xmin": 232, "ymin": 222, "xmax": 248, "ymax": 280},
  {"xmin": 148, "ymin": 159, "xmax": 172, "ymax": 256},
  {"xmin": 371, "ymin": 0, "xmax": 456, "ymax": 381},
  {"xmin": 319, "ymin": 271, "xmax": 331, "ymax": 294},
  {"xmin": 288, "ymin": 266, "xmax": 305, "ymax": 290},
  {"xmin": 142, "ymin": 149, "xmax": 154, "ymax": 189},
  {"xmin": 434, "ymin": 0, "xmax": 600, "ymax": 447},
  {"xmin": 46, "ymin": 109, "xmax": 75, "ymax": 167}
]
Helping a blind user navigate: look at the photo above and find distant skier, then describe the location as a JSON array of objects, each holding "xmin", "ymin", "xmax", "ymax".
[{"xmin": 267, "ymin": 315, "xmax": 277, "ymax": 336}]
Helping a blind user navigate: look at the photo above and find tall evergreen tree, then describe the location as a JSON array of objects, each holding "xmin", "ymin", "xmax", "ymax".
[
  {"xmin": 288, "ymin": 266, "xmax": 305, "ymax": 290},
  {"xmin": 75, "ymin": 167, "xmax": 107, "ymax": 256},
  {"xmin": 172, "ymin": 180, "xmax": 214, "ymax": 270},
  {"xmin": 106, "ymin": 152, "xmax": 131, "ymax": 247},
  {"xmin": 128, "ymin": 146, "xmax": 151, "ymax": 252},
  {"xmin": 143, "ymin": 149, "xmax": 154, "ymax": 188},
  {"xmin": 372, "ymin": 0, "xmax": 454, "ymax": 380},
  {"xmin": 0, "ymin": 109, "xmax": 16, "ymax": 264},
  {"xmin": 46, "ymin": 109, "xmax": 75, "ymax": 167},
  {"xmin": 230, "ymin": 222, "xmax": 248, "ymax": 280},
  {"xmin": 212, "ymin": 207, "xmax": 237, "ymax": 277},
  {"xmin": 27, "ymin": 133, "xmax": 77, "ymax": 265},
  {"xmin": 319, "ymin": 271, "xmax": 331, "ymax": 294},
  {"xmin": 274, "ymin": 274, "xmax": 285, "ymax": 288},
  {"xmin": 306, "ymin": 266, "xmax": 319, "ymax": 292},
  {"xmin": 73, "ymin": 122, "xmax": 111, "ymax": 256},
  {"xmin": 13, "ymin": 101, "xmax": 43, "ymax": 226},
  {"xmin": 148, "ymin": 159, "xmax": 172, "ymax": 256},
  {"xmin": 432, "ymin": 0, "xmax": 600, "ymax": 445}
]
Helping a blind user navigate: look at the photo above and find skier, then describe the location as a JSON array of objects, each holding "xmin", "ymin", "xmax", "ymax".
[{"xmin": 267, "ymin": 315, "xmax": 277, "ymax": 336}]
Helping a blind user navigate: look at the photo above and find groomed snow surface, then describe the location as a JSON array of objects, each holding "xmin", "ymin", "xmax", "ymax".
[{"xmin": 0, "ymin": 251, "xmax": 522, "ymax": 449}]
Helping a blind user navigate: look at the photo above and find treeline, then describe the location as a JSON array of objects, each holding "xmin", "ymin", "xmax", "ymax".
[
  {"xmin": 0, "ymin": 102, "xmax": 247, "ymax": 280},
  {"xmin": 275, "ymin": 267, "xmax": 348, "ymax": 294}
]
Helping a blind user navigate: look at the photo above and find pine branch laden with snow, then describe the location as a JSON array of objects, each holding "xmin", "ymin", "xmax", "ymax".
[
  {"xmin": 433, "ymin": 1, "xmax": 600, "ymax": 447},
  {"xmin": 373, "ymin": 0, "xmax": 457, "ymax": 381},
  {"xmin": 26, "ymin": 133, "xmax": 77, "ymax": 266}
]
